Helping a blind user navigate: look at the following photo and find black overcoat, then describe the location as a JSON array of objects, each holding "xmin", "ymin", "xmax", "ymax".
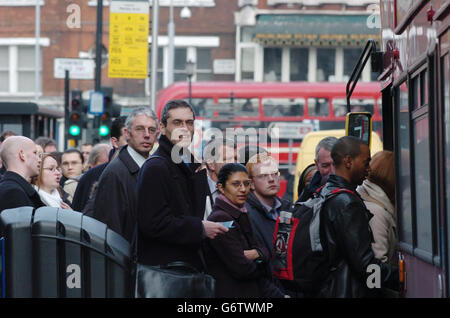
[
  {"xmin": 0, "ymin": 171, "xmax": 45, "ymax": 213},
  {"xmin": 92, "ymin": 146, "xmax": 139, "ymax": 243},
  {"xmin": 136, "ymin": 134, "xmax": 208, "ymax": 270}
]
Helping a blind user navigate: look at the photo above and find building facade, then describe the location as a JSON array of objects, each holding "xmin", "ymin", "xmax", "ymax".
[{"xmin": 0, "ymin": 0, "xmax": 380, "ymax": 117}]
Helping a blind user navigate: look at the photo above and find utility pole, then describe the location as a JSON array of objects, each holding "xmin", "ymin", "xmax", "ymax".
[
  {"xmin": 94, "ymin": 0, "xmax": 104, "ymax": 131},
  {"xmin": 64, "ymin": 70, "xmax": 70, "ymax": 150},
  {"xmin": 95, "ymin": 0, "xmax": 103, "ymax": 92},
  {"xmin": 150, "ymin": 0, "xmax": 159, "ymax": 112},
  {"xmin": 167, "ymin": 0, "xmax": 175, "ymax": 86},
  {"xmin": 35, "ymin": 1, "xmax": 40, "ymax": 103}
]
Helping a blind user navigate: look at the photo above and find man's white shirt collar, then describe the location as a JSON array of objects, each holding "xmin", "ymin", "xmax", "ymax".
[{"xmin": 127, "ymin": 145, "xmax": 147, "ymax": 168}]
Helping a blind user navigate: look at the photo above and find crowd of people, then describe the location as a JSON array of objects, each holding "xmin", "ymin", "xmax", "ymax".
[{"xmin": 0, "ymin": 99, "xmax": 399, "ymax": 298}]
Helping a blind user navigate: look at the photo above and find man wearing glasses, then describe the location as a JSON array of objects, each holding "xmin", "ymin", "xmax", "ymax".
[
  {"xmin": 136, "ymin": 100, "xmax": 228, "ymax": 274},
  {"xmin": 92, "ymin": 107, "xmax": 158, "ymax": 243},
  {"xmin": 60, "ymin": 148, "xmax": 85, "ymax": 203},
  {"xmin": 245, "ymin": 153, "xmax": 292, "ymax": 262}
]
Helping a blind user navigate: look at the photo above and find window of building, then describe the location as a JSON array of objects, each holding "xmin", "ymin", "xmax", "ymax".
[
  {"xmin": 0, "ymin": 46, "xmax": 9, "ymax": 92},
  {"xmin": 174, "ymin": 48, "xmax": 187, "ymax": 82},
  {"xmin": 18, "ymin": 46, "xmax": 39, "ymax": 92},
  {"xmin": 290, "ymin": 48, "xmax": 308, "ymax": 81},
  {"xmin": 0, "ymin": 45, "xmax": 42, "ymax": 94},
  {"xmin": 264, "ymin": 48, "xmax": 282, "ymax": 81},
  {"xmin": 196, "ymin": 48, "xmax": 212, "ymax": 81},
  {"xmin": 343, "ymin": 48, "xmax": 362, "ymax": 81},
  {"xmin": 241, "ymin": 46, "xmax": 255, "ymax": 81},
  {"xmin": 316, "ymin": 48, "xmax": 335, "ymax": 81}
]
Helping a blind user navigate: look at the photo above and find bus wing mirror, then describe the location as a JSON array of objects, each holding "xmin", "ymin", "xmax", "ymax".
[{"xmin": 345, "ymin": 112, "xmax": 373, "ymax": 148}]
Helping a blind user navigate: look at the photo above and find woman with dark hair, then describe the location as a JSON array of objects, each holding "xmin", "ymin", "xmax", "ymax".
[
  {"xmin": 205, "ymin": 163, "xmax": 285, "ymax": 298},
  {"xmin": 31, "ymin": 153, "xmax": 72, "ymax": 209}
]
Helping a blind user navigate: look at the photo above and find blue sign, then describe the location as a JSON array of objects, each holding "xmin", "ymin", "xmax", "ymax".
[{"xmin": 89, "ymin": 91, "xmax": 104, "ymax": 115}]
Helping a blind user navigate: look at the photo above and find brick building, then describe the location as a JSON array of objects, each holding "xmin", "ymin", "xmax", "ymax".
[{"xmin": 0, "ymin": 0, "xmax": 379, "ymax": 143}]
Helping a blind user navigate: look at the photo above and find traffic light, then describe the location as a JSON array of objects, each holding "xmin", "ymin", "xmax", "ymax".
[
  {"xmin": 68, "ymin": 90, "xmax": 84, "ymax": 140},
  {"xmin": 99, "ymin": 87, "xmax": 113, "ymax": 138}
]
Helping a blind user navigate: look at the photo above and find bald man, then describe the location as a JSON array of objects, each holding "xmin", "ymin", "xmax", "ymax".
[{"xmin": 0, "ymin": 136, "xmax": 45, "ymax": 212}]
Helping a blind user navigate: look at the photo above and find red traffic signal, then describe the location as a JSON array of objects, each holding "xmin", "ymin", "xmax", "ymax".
[{"xmin": 70, "ymin": 112, "xmax": 80, "ymax": 121}]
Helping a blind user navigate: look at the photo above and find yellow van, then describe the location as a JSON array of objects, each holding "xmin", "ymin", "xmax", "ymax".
[{"xmin": 292, "ymin": 129, "xmax": 383, "ymax": 202}]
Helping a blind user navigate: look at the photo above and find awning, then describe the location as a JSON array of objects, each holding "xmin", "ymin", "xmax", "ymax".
[{"xmin": 252, "ymin": 14, "xmax": 381, "ymax": 47}]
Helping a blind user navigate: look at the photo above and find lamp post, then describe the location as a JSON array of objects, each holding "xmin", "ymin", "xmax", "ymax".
[
  {"xmin": 185, "ymin": 60, "xmax": 195, "ymax": 105},
  {"xmin": 167, "ymin": 0, "xmax": 174, "ymax": 85}
]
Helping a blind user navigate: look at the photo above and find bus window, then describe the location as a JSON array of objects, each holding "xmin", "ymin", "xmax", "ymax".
[
  {"xmin": 442, "ymin": 53, "xmax": 450, "ymax": 250},
  {"xmin": 218, "ymin": 98, "xmax": 259, "ymax": 117},
  {"xmin": 413, "ymin": 115, "xmax": 432, "ymax": 253},
  {"xmin": 397, "ymin": 81, "xmax": 413, "ymax": 246},
  {"xmin": 332, "ymin": 98, "xmax": 376, "ymax": 117},
  {"xmin": 308, "ymin": 98, "xmax": 330, "ymax": 117},
  {"xmin": 262, "ymin": 98, "xmax": 305, "ymax": 117},
  {"xmin": 377, "ymin": 98, "xmax": 382, "ymax": 116},
  {"xmin": 190, "ymin": 98, "xmax": 215, "ymax": 117}
]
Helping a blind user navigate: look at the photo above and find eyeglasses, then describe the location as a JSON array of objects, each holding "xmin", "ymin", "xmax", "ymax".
[
  {"xmin": 38, "ymin": 152, "xmax": 49, "ymax": 159},
  {"xmin": 133, "ymin": 126, "xmax": 158, "ymax": 135},
  {"xmin": 229, "ymin": 180, "xmax": 251, "ymax": 189},
  {"xmin": 254, "ymin": 171, "xmax": 280, "ymax": 180},
  {"xmin": 43, "ymin": 167, "xmax": 62, "ymax": 173}
]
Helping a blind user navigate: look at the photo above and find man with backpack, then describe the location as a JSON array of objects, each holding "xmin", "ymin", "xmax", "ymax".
[
  {"xmin": 317, "ymin": 136, "xmax": 399, "ymax": 297},
  {"xmin": 272, "ymin": 136, "xmax": 399, "ymax": 298}
]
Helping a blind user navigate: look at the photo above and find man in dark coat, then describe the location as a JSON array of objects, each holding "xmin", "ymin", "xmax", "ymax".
[
  {"xmin": 71, "ymin": 116, "xmax": 127, "ymax": 212},
  {"xmin": 92, "ymin": 108, "xmax": 158, "ymax": 243},
  {"xmin": 136, "ymin": 100, "xmax": 228, "ymax": 271},
  {"xmin": 318, "ymin": 136, "xmax": 399, "ymax": 297},
  {"xmin": 298, "ymin": 136, "xmax": 338, "ymax": 202},
  {"xmin": 0, "ymin": 136, "xmax": 45, "ymax": 212}
]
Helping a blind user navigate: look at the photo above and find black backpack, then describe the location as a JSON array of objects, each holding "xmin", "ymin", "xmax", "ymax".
[{"xmin": 272, "ymin": 185, "xmax": 355, "ymax": 296}]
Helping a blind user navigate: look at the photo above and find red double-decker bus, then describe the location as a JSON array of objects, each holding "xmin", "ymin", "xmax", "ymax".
[{"xmin": 156, "ymin": 81, "xmax": 382, "ymax": 172}]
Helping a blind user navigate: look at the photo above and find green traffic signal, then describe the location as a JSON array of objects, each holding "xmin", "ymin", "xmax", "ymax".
[
  {"xmin": 69, "ymin": 125, "xmax": 81, "ymax": 136},
  {"xmin": 99, "ymin": 125, "xmax": 110, "ymax": 137}
]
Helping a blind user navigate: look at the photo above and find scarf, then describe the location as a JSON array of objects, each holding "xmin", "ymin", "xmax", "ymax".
[
  {"xmin": 33, "ymin": 185, "xmax": 63, "ymax": 208},
  {"xmin": 357, "ymin": 179, "xmax": 395, "ymax": 218},
  {"xmin": 217, "ymin": 193, "xmax": 248, "ymax": 214}
]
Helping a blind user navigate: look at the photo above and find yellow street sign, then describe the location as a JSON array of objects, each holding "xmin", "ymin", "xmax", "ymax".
[{"xmin": 108, "ymin": 0, "xmax": 149, "ymax": 79}]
